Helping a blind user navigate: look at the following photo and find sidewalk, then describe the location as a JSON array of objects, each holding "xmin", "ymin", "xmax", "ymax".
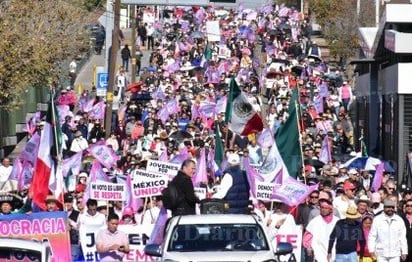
[{"xmin": 74, "ymin": 28, "xmax": 151, "ymax": 92}]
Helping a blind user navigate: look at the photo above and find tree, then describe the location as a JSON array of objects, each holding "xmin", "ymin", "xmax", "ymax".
[
  {"xmin": 308, "ymin": 0, "xmax": 376, "ymax": 61},
  {"xmin": 0, "ymin": 0, "xmax": 93, "ymax": 110}
]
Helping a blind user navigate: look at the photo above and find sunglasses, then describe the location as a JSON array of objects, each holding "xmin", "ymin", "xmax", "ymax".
[
  {"xmin": 310, "ymin": 195, "xmax": 319, "ymax": 199},
  {"xmin": 384, "ymin": 206, "xmax": 395, "ymax": 209},
  {"xmin": 405, "ymin": 205, "xmax": 412, "ymax": 207}
]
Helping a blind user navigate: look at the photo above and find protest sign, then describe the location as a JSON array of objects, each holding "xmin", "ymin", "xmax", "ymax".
[
  {"xmin": 132, "ymin": 170, "xmax": 168, "ymax": 198},
  {"xmin": 80, "ymin": 224, "xmax": 105, "ymax": 261},
  {"xmin": 118, "ymin": 224, "xmax": 155, "ymax": 262},
  {"xmin": 206, "ymin": 21, "xmax": 220, "ymax": 42},
  {"xmin": 90, "ymin": 182, "xmax": 126, "ymax": 201},
  {"xmin": 255, "ymin": 181, "xmax": 277, "ymax": 201},
  {"xmin": 0, "ymin": 211, "xmax": 71, "ymax": 261},
  {"xmin": 146, "ymin": 160, "xmax": 179, "ymax": 178},
  {"xmin": 272, "ymin": 224, "xmax": 302, "ymax": 262}
]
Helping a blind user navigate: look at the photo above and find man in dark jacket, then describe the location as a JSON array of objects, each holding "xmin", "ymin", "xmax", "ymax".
[
  {"xmin": 171, "ymin": 159, "xmax": 199, "ymax": 216},
  {"xmin": 401, "ymin": 199, "xmax": 412, "ymax": 262},
  {"xmin": 121, "ymin": 45, "xmax": 131, "ymax": 72},
  {"xmin": 213, "ymin": 153, "xmax": 250, "ymax": 214}
]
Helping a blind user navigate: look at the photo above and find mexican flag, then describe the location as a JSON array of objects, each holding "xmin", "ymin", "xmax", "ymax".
[
  {"xmin": 30, "ymin": 92, "xmax": 63, "ymax": 210},
  {"xmin": 225, "ymin": 78, "xmax": 263, "ymax": 136}
]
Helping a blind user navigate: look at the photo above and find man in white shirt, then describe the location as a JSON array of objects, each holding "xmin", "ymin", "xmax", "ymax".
[
  {"xmin": 0, "ymin": 158, "xmax": 12, "ymax": 183},
  {"xmin": 368, "ymin": 199, "xmax": 408, "ymax": 261},
  {"xmin": 333, "ymin": 180, "xmax": 357, "ymax": 218},
  {"xmin": 70, "ymin": 130, "xmax": 88, "ymax": 153},
  {"xmin": 79, "ymin": 199, "xmax": 106, "ymax": 228}
]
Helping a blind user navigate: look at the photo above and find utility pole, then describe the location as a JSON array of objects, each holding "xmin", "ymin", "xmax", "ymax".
[
  {"xmin": 104, "ymin": 0, "xmax": 120, "ymax": 138},
  {"xmin": 131, "ymin": 5, "xmax": 137, "ymax": 83}
]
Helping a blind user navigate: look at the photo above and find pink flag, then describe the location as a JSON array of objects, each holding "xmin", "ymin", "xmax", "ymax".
[
  {"xmin": 123, "ymin": 173, "xmax": 143, "ymax": 213},
  {"xmin": 244, "ymin": 158, "xmax": 264, "ymax": 199},
  {"xmin": 89, "ymin": 101, "xmax": 106, "ymax": 120},
  {"xmin": 272, "ymin": 177, "xmax": 318, "ymax": 206},
  {"xmin": 257, "ymin": 128, "xmax": 274, "ymax": 148},
  {"xmin": 159, "ymin": 150, "xmax": 168, "ymax": 162},
  {"xmin": 273, "ymin": 168, "xmax": 283, "ymax": 185},
  {"xmin": 9, "ymin": 159, "xmax": 23, "ymax": 190},
  {"xmin": 147, "ymin": 207, "xmax": 169, "ymax": 245},
  {"xmin": 216, "ymin": 96, "xmax": 227, "ymax": 114},
  {"xmin": 319, "ymin": 135, "xmax": 332, "ymax": 164},
  {"xmin": 82, "ymin": 160, "xmax": 110, "ymax": 205},
  {"xmin": 313, "ymin": 95, "xmax": 324, "ymax": 114},
  {"xmin": 191, "ymin": 104, "xmax": 200, "ymax": 120},
  {"xmin": 62, "ymin": 151, "xmax": 83, "ymax": 177},
  {"xmin": 170, "ymin": 146, "xmax": 189, "ymax": 165},
  {"xmin": 19, "ymin": 133, "xmax": 40, "ymax": 165},
  {"xmin": 82, "ymin": 98, "xmax": 95, "ymax": 113},
  {"xmin": 192, "ymin": 148, "xmax": 207, "ymax": 186},
  {"xmin": 21, "ymin": 160, "xmax": 33, "ymax": 188},
  {"xmin": 198, "ymin": 101, "xmax": 216, "ymax": 120},
  {"xmin": 371, "ymin": 162, "xmax": 385, "ymax": 192},
  {"xmin": 88, "ymin": 141, "xmax": 119, "ymax": 169}
]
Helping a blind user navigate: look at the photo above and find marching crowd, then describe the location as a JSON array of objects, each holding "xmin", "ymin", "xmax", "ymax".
[{"xmin": 0, "ymin": 2, "xmax": 411, "ymax": 262}]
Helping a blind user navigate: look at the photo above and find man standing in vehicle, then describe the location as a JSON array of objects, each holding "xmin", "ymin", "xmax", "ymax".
[{"xmin": 213, "ymin": 153, "xmax": 250, "ymax": 214}]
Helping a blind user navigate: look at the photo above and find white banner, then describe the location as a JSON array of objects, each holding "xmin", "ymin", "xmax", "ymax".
[
  {"xmin": 206, "ymin": 21, "xmax": 220, "ymax": 42},
  {"xmin": 119, "ymin": 224, "xmax": 156, "ymax": 262},
  {"xmin": 132, "ymin": 172, "xmax": 168, "ymax": 198},
  {"xmin": 271, "ymin": 225, "xmax": 302, "ymax": 262},
  {"xmin": 90, "ymin": 182, "xmax": 126, "ymax": 201},
  {"xmin": 146, "ymin": 160, "xmax": 180, "ymax": 178},
  {"xmin": 80, "ymin": 223, "xmax": 156, "ymax": 262},
  {"xmin": 80, "ymin": 224, "xmax": 105, "ymax": 261}
]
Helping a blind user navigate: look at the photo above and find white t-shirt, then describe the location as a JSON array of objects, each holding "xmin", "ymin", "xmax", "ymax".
[{"xmin": 0, "ymin": 165, "xmax": 12, "ymax": 182}]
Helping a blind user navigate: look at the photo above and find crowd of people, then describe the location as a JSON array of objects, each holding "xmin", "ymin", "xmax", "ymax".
[{"xmin": 0, "ymin": 2, "xmax": 411, "ymax": 262}]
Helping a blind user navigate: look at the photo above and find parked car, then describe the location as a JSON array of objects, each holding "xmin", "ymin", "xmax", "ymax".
[{"xmin": 144, "ymin": 214, "xmax": 293, "ymax": 262}]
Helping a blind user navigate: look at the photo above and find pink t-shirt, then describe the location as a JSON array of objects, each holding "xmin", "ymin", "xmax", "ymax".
[{"xmin": 96, "ymin": 229, "xmax": 128, "ymax": 261}]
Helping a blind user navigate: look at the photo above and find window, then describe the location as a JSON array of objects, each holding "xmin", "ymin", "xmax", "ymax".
[{"xmin": 168, "ymin": 223, "xmax": 269, "ymax": 252}]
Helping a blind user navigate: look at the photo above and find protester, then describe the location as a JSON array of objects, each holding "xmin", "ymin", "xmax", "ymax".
[
  {"xmin": 213, "ymin": 153, "xmax": 250, "ymax": 214},
  {"xmin": 169, "ymin": 159, "xmax": 199, "ymax": 216},
  {"xmin": 304, "ymin": 197, "xmax": 339, "ymax": 262},
  {"xmin": 327, "ymin": 206, "xmax": 365, "ymax": 262},
  {"xmin": 400, "ymin": 199, "xmax": 412, "ymax": 262},
  {"xmin": 96, "ymin": 213, "xmax": 130, "ymax": 261},
  {"xmin": 65, "ymin": 193, "xmax": 83, "ymax": 262},
  {"xmin": 368, "ymin": 199, "xmax": 408, "ymax": 261}
]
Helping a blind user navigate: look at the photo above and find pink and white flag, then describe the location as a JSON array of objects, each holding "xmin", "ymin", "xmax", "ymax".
[
  {"xmin": 62, "ymin": 151, "xmax": 83, "ymax": 177},
  {"xmin": 272, "ymin": 177, "xmax": 318, "ymax": 206},
  {"xmin": 89, "ymin": 101, "xmax": 106, "ymax": 120},
  {"xmin": 19, "ymin": 133, "xmax": 40, "ymax": 165},
  {"xmin": 88, "ymin": 141, "xmax": 119, "ymax": 169}
]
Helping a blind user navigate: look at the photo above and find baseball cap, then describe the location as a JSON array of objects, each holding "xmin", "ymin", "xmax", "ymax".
[
  {"xmin": 383, "ymin": 199, "xmax": 396, "ymax": 207},
  {"xmin": 64, "ymin": 193, "xmax": 74, "ymax": 203},
  {"xmin": 343, "ymin": 181, "xmax": 356, "ymax": 191}
]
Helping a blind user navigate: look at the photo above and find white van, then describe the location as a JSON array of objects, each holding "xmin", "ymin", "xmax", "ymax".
[{"xmin": 145, "ymin": 214, "xmax": 293, "ymax": 262}]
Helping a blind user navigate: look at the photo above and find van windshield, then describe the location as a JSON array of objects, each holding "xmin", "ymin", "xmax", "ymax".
[{"xmin": 168, "ymin": 223, "xmax": 270, "ymax": 252}]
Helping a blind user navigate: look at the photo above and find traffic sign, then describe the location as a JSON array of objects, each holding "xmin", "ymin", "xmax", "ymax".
[{"xmin": 97, "ymin": 72, "xmax": 108, "ymax": 96}]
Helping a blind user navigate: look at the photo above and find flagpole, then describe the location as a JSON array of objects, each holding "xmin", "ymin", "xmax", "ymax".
[{"xmin": 50, "ymin": 87, "xmax": 66, "ymax": 210}]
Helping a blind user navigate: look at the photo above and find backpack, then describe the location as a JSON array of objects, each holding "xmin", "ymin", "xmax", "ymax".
[{"xmin": 162, "ymin": 182, "xmax": 181, "ymax": 210}]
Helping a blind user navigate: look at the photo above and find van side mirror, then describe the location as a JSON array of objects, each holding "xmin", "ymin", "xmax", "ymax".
[{"xmin": 275, "ymin": 242, "xmax": 293, "ymax": 256}]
